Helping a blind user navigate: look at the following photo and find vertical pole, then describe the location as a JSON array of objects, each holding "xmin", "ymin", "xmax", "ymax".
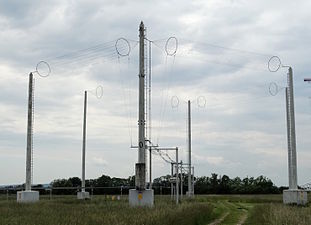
[
  {"xmin": 149, "ymin": 147, "xmax": 152, "ymax": 189},
  {"xmin": 136, "ymin": 21, "xmax": 146, "ymax": 190},
  {"xmin": 187, "ymin": 100, "xmax": 192, "ymax": 196},
  {"xmin": 171, "ymin": 163, "xmax": 173, "ymax": 200},
  {"xmin": 287, "ymin": 68, "xmax": 298, "ymax": 189},
  {"xmin": 192, "ymin": 166, "xmax": 195, "ymax": 194},
  {"xmin": 176, "ymin": 147, "xmax": 179, "ymax": 204},
  {"xmin": 148, "ymin": 41, "xmax": 152, "ymax": 190},
  {"xmin": 82, "ymin": 91, "xmax": 87, "ymax": 192},
  {"xmin": 26, "ymin": 73, "xmax": 33, "ymax": 191},
  {"xmin": 285, "ymin": 87, "xmax": 293, "ymax": 189},
  {"xmin": 180, "ymin": 161, "xmax": 183, "ymax": 199}
]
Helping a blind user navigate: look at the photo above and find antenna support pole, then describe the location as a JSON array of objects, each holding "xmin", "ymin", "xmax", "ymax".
[
  {"xmin": 25, "ymin": 73, "xmax": 34, "ymax": 191},
  {"xmin": 187, "ymin": 100, "xmax": 193, "ymax": 197},
  {"xmin": 82, "ymin": 91, "xmax": 87, "ymax": 192}
]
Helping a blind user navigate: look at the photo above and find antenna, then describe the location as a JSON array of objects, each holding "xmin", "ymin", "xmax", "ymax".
[
  {"xmin": 129, "ymin": 22, "xmax": 154, "ymax": 207},
  {"xmin": 78, "ymin": 86, "xmax": 103, "ymax": 200},
  {"xmin": 17, "ymin": 62, "xmax": 50, "ymax": 203},
  {"xmin": 170, "ymin": 95, "xmax": 205, "ymax": 197},
  {"xmin": 268, "ymin": 56, "xmax": 308, "ymax": 205}
]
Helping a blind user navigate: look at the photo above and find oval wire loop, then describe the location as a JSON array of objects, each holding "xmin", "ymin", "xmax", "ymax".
[
  {"xmin": 115, "ymin": 38, "xmax": 131, "ymax": 57},
  {"xmin": 165, "ymin": 37, "xmax": 178, "ymax": 56},
  {"xmin": 36, "ymin": 61, "xmax": 51, "ymax": 77},
  {"xmin": 268, "ymin": 56, "xmax": 281, "ymax": 72},
  {"xmin": 171, "ymin": 96, "xmax": 179, "ymax": 108}
]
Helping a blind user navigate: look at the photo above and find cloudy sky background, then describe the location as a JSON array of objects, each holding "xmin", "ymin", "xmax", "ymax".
[{"xmin": 0, "ymin": 0, "xmax": 310, "ymax": 186}]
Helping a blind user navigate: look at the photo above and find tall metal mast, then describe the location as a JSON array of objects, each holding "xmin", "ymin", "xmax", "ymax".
[
  {"xmin": 286, "ymin": 67, "xmax": 298, "ymax": 189},
  {"xmin": 148, "ymin": 41, "xmax": 152, "ymax": 189},
  {"xmin": 136, "ymin": 21, "xmax": 146, "ymax": 190},
  {"xmin": 187, "ymin": 100, "xmax": 192, "ymax": 196},
  {"xmin": 81, "ymin": 91, "xmax": 87, "ymax": 192},
  {"xmin": 25, "ymin": 73, "xmax": 34, "ymax": 191}
]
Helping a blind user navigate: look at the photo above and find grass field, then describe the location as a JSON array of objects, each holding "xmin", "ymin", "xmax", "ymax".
[{"xmin": 0, "ymin": 194, "xmax": 310, "ymax": 225}]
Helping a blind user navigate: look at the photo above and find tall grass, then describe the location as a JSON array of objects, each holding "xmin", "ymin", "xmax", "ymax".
[
  {"xmin": 0, "ymin": 196, "xmax": 215, "ymax": 225},
  {"xmin": 246, "ymin": 203, "xmax": 311, "ymax": 225}
]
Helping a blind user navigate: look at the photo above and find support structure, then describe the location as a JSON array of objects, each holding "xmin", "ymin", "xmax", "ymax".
[
  {"xmin": 129, "ymin": 21, "xmax": 154, "ymax": 207},
  {"xmin": 17, "ymin": 72, "xmax": 39, "ymax": 203},
  {"xmin": 180, "ymin": 161, "xmax": 183, "ymax": 199},
  {"xmin": 171, "ymin": 163, "xmax": 174, "ymax": 200},
  {"xmin": 148, "ymin": 40, "xmax": 152, "ymax": 190},
  {"xmin": 77, "ymin": 91, "xmax": 90, "ymax": 200},
  {"xmin": 187, "ymin": 100, "xmax": 193, "ymax": 197},
  {"xmin": 175, "ymin": 147, "xmax": 179, "ymax": 205},
  {"xmin": 283, "ymin": 67, "xmax": 308, "ymax": 205}
]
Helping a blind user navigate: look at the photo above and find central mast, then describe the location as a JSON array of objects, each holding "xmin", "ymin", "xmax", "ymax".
[
  {"xmin": 136, "ymin": 21, "xmax": 146, "ymax": 191},
  {"xmin": 138, "ymin": 21, "xmax": 146, "ymax": 166},
  {"xmin": 129, "ymin": 22, "xmax": 154, "ymax": 206}
]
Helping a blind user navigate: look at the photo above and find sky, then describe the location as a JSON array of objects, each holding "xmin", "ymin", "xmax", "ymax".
[{"xmin": 0, "ymin": 0, "xmax": 310, "ymax": 186}]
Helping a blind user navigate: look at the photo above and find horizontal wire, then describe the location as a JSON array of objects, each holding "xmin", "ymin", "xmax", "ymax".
[
  {"xmin": 50, "ymin": 45, "xmax": 117, "ymax": 63},
  {"xmin": 46, "ymin": 40, "xmax": 117, "ymax": 61},
  {"xmin": 179, "ymin": 38, "xmax": 273, "ymax": 57},
  {"xmin": 51, "ymin": 50, "xmax": 121, "ymax": 69}
]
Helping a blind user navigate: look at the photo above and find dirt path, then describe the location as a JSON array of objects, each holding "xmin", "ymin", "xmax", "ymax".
[
  {"xmin": 236, "ymin": 210, "xmax": 248, "ymax": 225},
  {"xmin": 208, "ymin": 212, "xmax": 230, "ymax": 225}
]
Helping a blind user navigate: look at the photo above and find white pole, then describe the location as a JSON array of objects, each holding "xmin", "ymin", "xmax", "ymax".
[
  {"xmin": 82, "ymin": 91, "xmax": 87, "ymax": 192},
  {"xmin": 136, "ymin": 21, "xmax": 146, "ymax": 190},
  {"xmin": 25, "ymin": 72, "xmax": 34, "ymax": 191},
  {"xmin": 287, "ymin": 67, "xmax": 298, "ymax": 189},
  {"xmin": 176, "ymin": 147, "xmax": 179, "ymax": 204},
  {"xmin": 285, "ymin": 87, "xmax": 293, "ymax": 189},
  {"xmin": 180, "ymin": 161, "xmax": 183, "ymax": 199},
  {"xmin": 187, "ymin": 100, "xmax": 192, "ymax": 196},
  {"xmin": 171, "ymin": 163, "xmax": 173, "ymax": 200},
  {"xmin": 148, "ymin": 41, "xmax": 152, "ymax": 190},
  {"xmin": 192, "ymin": 166, "xmax": 195, "ymax": 194}
]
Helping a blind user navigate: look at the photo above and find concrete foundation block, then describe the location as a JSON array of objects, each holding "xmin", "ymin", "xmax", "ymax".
[
  {"xmin": 77, "ymin": 191, "xmax": 90, "ymax": 200},
  {"xmin": 186, "ymin": 191, "xmax": 194, "ymax": 197},
  {"xmin": 129, "ymin": 189, "xmax": 154, "ymax": 207},
  {"xmin": 283, "ymin": 189, "xmax": 308, "ymax": 205},
  {"xmin": 17, "ymin": 191, "xmax": 39, "ymax": 203}
]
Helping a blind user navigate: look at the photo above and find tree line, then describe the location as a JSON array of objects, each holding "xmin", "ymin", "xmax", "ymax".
[{"xmin": 49, "ymin": 173, "xmax": 281, "ymax": 195}]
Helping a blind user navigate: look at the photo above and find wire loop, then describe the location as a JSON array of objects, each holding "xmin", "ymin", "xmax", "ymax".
[
  {"xmin": 197, "ymin": 96, "xmax": 206, "ymax": 108},
  {"xmin": 165, "ymin": 37, "xmax": 178, "ymax": 56},
  {"xmin": 35, "ymin": 61, "xmax": 51, "ymax": 77},
  {"xmin": 95, "ymin": 85, "xmax": 104, "ymax": 99},
  {"xmin": 268, "ymin": 56, "xmax": 281, "ymax": 72},
  {"xmin": 115, "ymin": 38, "xmax": 131, "ymax": 57},
  {"xmin": 171, "ymin": 96, "xmax": 179, "ymax": 108}
]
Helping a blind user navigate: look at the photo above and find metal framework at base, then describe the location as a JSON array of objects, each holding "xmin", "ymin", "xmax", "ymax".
[
  {"xmin": 17, "ymin": 190, "xmax": 39, "ymax": 203},
  {"xmin": 77, "ymin": 191, "xmax": 90, "ymax": 200},
  {"xmin": 129, "ymin": 189, "xmax": 154, "ymax": 207},
  {"xmin": 283, "ymin": 189, "xmax": 308, "ymax": 205}
]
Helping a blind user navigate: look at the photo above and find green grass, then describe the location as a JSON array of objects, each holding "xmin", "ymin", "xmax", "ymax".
[
  {"xmin": 245, "ymin": 203, "xmax": 311, "ymax": 225},
  {"xmin": 0, "ymin": 194, "xmax": 310, "ymax": 225},
  {"xmin": 0, "ymin": 195, "xmax": 216, "ymax": 225}
]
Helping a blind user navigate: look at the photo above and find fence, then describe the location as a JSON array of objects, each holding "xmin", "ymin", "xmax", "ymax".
[{"xmin": 0, "ymin": 186, "xmax": 172, "ymax": 201}]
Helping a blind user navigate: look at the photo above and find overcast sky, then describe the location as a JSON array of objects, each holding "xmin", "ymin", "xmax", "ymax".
[{"xmin": 0, "ymin": 0, "xmax": 310, "ymax": 186}]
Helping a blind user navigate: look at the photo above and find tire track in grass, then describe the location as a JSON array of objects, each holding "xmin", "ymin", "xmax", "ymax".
[
  {"xmin": 208, "ymin": 212, "xmax": 230, "ymax": 225},
  {"xmin": 236, "ymin": 210, "xmax": 248, "ymax": 225},
  {"xmin": 209, "ymin": 200, "xmax": 251, "ymax": 225}
]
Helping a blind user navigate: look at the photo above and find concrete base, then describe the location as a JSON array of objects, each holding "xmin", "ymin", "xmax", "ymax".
[
  {"xmin": 17, "ymin": 191, "xmax": 39, "ymax": 203},
  {"xmin": 77, "ymin": 191, "xmax": 90, "ymax": 200},
  {"xmin": 283, "ymin": 189, "xmax": 308, "ymax": 205},
  {"xmin": 129, "ymin": 189, "xmax": 154, "ymax": 207},
  {"xmin": 186, "ymin": 191, "xmax": 194, "ymax": 197}
]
